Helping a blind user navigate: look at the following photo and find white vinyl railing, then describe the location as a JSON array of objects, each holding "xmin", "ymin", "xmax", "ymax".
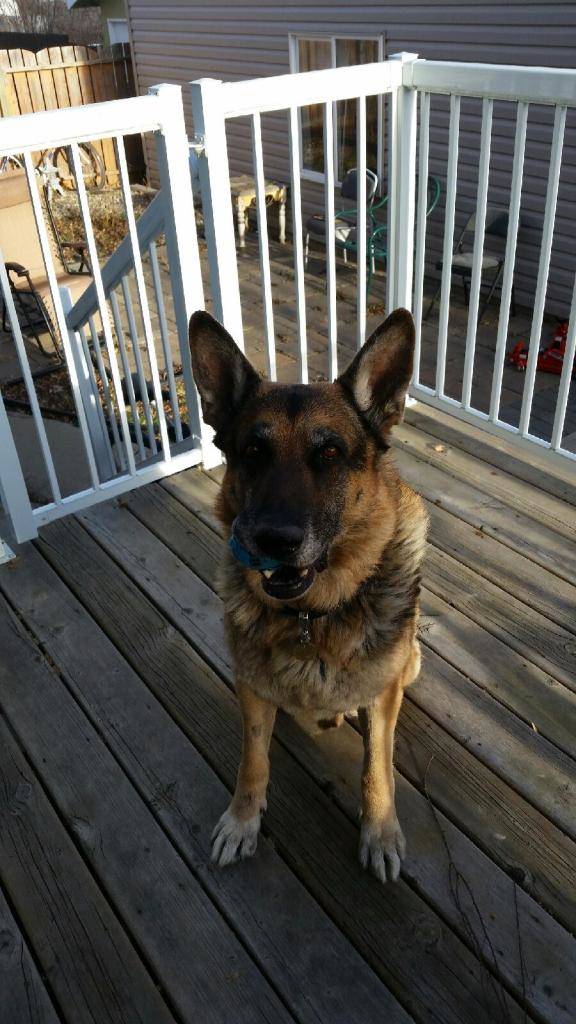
[
  {"xmin": 406, "ymin": 59, "xmax": 576, "ymax": 462},
  {"xmin": 191, "ymin": 55, "xmax": 576, "ymax": 465},
  {"xmin": 0, "ymin": 56, "xmax": 575, "ymax": 558},
  {"xmin": 0, "ymin": 84, "xmax": 214, "ymax": 551},
  {"xmin": 190, "ymin": 56, "xmax": 410, "ymax": 385}
]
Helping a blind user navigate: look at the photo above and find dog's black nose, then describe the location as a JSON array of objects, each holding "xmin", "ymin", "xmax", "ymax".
[{"xmin": 253, "ymin": 524, "xmax": 304, "ymax": 559}]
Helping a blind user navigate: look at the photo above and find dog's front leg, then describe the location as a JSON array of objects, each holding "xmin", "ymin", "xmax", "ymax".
[
  {"xmin": 212, "ymin": 681, "xmax": 276, "ymax": 867},
  {"xmin": 358, "ymin": 676, "xmax": 406, "ymax": 883}
]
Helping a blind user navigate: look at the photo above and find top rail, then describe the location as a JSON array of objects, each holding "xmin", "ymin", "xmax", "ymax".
[
  {"xmin": 216, "ymin": 61, "xmax": 403, "ymax": 118},
  {"xmin": 407, "ymin": 60, "xmax": 576, "ymax": 106},
  {"xmin": 0, "ymin": 93, "xmax": 162, "ymax": 155}
]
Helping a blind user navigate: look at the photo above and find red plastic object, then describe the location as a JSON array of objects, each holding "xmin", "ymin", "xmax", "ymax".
[{"xmin": 507, "ymin": 320, "xmax": 574, "ymax": 375}]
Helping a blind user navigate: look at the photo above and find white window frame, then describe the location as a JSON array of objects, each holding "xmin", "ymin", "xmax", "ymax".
[{"xmin": 288, "ymin": 33, "xmax": 386, "ymax": 187}]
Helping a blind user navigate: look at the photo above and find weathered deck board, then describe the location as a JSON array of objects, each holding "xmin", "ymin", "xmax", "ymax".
[
  {"xmin": 397, "ymin": 421, "xmax": 576, "ymax": 541},
  {"xmin": 425, "ymin": 499, "xmax": 576, "ymax": 635},
  {"xmin": 0, "ymin": 592, "xmax": 292, "ymax": 1024},
  {"xmin": 36, "ymin": 518, "xmax": 529, "ymax": 1024},
  {"xmin": 394, "ymin": 443, "xmax": 576, "ymax": 585},
  {"xmin": 0, "ymin": 717, "xmax": 176, "ymax": 1024},
  {"xmin": 404, "ymin": 406, "xmax": 576, "ymax": 507},
  {"xmin": 0, "ymin": 884, "xmax": 61, "ymax": 1024},
  {"xmin": 38, "ymin": 520, "xmax": 576, "ymax": 1024},
  {"xmin": 420, "ymin": 587, "xmax": 576, "ymax": 760},
  {"xmin": 0, "ymin": 540, "xmax": 408, "ymax": 1024},
  {"xmin": 425, "ymin": 546, "xmax": 576, "ymax": 690}
]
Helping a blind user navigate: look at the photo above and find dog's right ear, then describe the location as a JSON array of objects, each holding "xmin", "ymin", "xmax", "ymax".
[{"xmin": 189, "ymin": 310, "xmax": 260, "ymax": 435}]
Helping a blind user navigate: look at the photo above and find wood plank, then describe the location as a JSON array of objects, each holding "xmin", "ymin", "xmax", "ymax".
[
  {"xmin": 410, "ymin": 645, "xmax": 576, "ymax": 838},
  {"xmin": 35, "ymin": 49, "xmax": 58, "ymax": 111},
  {"xmin": 420, "ymin": 587, "xmax": 576, "ymax": 761},
  {"xmin": 396, "ymin": 421, "xmax": 576, "ymax": 542},
  {"xmin": 83, "ymin": 51, "xmax": 116, "ymax": 186},
  {"xmin": 162, "ymin": 466, "xmax": 221, "ymax": 530},
  {"xmin": 0, "ymin": 884, "xmax": 61, "ymax": 1024},
  {"xmin": 0, "ymin": 590, "xmax": 294, "ymax": 1024},
  {"xmin": 46, "ymin": 48, "xmax": 71, "ymax": 110},
  {"xmin": 0, "ymin": 720, "xmax": 175, "ymax": 1024},
  {"xmin": 405, "ymin": 406, "xmax": 576, "ymax": 506},
  {"xmin": 394, "ymin": 442, "xmax": 576, "ymax": 585},
  {"xmin": 1, "ymin": 540, "xmax": 408, "ymax": 1024},
  {"xmin": 426, "ymin": 500, "xmax": 576, "ymax": 636},
  {"xmin": 21, "ymin": 49, "xmax": 45, "ymax": 113},
  {"xmin": 6, "ymin": 49, "xmax": 32, "ymax": 114},
  {"xmin": 425, "ymin": 545, "xmax": 576, "ymax": 691},
  {"xmin": 38, "ymin": 517, "xmax": 528, "ymax": 1024},
  {"xmin": 77, "ymin": 498, "xmax": 576, "ymax": 937},
  {"xmin": 144, "ymin": 481, "xmax": 576, "ymax": 762},
  {"xmin": 35, "ymin": 522, "xmax": 576, "ymax": 1024},
  {"xmin": 60, "ymin": 46, "xmax": 83, "ymax": 107}
]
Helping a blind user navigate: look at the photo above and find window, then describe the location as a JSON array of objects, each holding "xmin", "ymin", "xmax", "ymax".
[
  {"xmin": 107, "ymin": 19, "xmax": 130, "ymax": 45},
  {"xmin": 289, "ymin": 35, "xmax": 385, "ymax": 184}
]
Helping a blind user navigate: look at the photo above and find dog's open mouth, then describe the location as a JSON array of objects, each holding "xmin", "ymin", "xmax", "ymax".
[{"xmin": 260, "ymin": 564, "xmax": 316, "ymax": 600}]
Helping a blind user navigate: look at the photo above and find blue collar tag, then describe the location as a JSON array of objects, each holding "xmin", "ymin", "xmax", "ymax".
[{"xmin": 228, "ymin": 535, "xmax": 282, "ymax": 572}]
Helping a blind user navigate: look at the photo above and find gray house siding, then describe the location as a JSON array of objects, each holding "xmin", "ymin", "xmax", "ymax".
[{"xmin": 126, "ymin": 0, "xmax": 576, "ymax": 317}]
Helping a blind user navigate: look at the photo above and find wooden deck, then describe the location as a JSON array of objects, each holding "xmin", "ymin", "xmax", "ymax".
[{"xmin": 1, "ymin": 407, "xmax": 575, "ymax": 1024}]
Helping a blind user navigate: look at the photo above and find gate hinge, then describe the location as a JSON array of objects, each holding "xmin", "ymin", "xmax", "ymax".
[{"xmin": 189, "ymin": 133, "xmax": 206, "ymax": 158}]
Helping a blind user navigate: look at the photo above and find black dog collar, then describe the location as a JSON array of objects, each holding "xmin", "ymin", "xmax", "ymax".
[{"xmin": 279, "ymin": 606, "xmax": 329, "ymax": 644}]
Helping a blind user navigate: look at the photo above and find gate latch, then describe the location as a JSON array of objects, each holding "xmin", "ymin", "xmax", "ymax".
[{"xmin": 189, "ymin": 133, "xmax": 206, "ymax": 158}]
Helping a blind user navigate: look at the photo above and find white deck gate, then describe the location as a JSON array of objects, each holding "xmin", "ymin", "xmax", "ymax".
[{"xmin": 0, "ymin": 56, "xmax": 575, "ymax": 557}]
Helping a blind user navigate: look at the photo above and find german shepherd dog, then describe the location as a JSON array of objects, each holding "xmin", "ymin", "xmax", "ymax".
[{"xmin": 189, "ymin": 307, "xmax": 427, "ymax": 883}]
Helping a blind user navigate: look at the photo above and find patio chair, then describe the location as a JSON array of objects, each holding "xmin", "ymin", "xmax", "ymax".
[
  {"xmin": 43, "ymin": 184, "xmax": 91, "ymax": 275},
  {"xmin": 366, "ymin": 175, "xmax": 441, "ymax": 292},
  {"xmin": 0, "ymin": 169, "xmax": 93, "ymax": 357},
  {"xmin": 304, "ymin": 171, "xmax": 441, "ymax": 296},
  {"xmin": 304, "ymin": 167, "xmax": 380, "ymax": 268},
  {"xmin": 424, "ymin": 206, "xmax": 515, "ymax": 322}
]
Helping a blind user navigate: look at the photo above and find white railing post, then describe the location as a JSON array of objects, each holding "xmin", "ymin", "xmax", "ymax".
[
  {"xmin": 189, "ymin": 78, "xmax": 244, "ymax": 349},
  {"xmin": 60, "ymin": 287, "xmax": 116, "ymax": 480},
  {"xmin": 0, "ymin": 391, "xmax": 35, "ymax": 546},
  {"xmin": 388, "ymin": 53, "xmax": 419, "ymax": 312},
  {"xmin": 149, "ymin": 83, "xmax": 219, "ymax": 468}
]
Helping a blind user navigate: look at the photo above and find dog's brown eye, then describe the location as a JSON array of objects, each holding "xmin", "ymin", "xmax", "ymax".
[
  {"xmin": 245, "ymin": 442, "xmax": 262, "ymax": 458},
  {"xmin": 320, "ymin": 444, "xmax": 339, "ymax": 460}
]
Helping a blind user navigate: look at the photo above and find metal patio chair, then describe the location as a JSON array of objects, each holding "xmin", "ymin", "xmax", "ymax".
[
  {"xmin": 424, "ymin": 206, "xmax": 515, "ymax": 322},
  {"xmin": 304, "ymin": 167, "xmax": 380, "ymax": 268},
  {"xmin": 366, "ymin": 175, "xmax": 441, "ymax": 292}
]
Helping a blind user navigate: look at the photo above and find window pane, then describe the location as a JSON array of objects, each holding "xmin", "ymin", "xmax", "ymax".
[
  {"xmin": 299, "ymin": 40, "xmax": 332, "ymax": 173},
  {"xmin": 335, "ymin": 40, "xmax": 380, "ymax": 183},
  {"xmin": 335, "ymin": 39, "xmax": 378, "ymax": 68}
]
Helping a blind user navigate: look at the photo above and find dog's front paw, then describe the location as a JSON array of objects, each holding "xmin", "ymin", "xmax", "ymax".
[
  {"xmin": 211, "ymin": 805, "xmax": 264, "ymax": 867},
  {"xmin": 359, "ymin": 816, "xmax": 406, "ymax": 883}
]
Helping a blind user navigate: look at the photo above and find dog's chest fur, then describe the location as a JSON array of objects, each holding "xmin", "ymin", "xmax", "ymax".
[{"xmin": 220, "ymin": 487, "xmax": 427, "ymax": 716}]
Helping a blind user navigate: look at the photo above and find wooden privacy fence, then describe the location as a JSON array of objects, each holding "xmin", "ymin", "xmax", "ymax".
[{"xmin": 0, "ymin": 44, "xmax": 144, "ymax": 185}]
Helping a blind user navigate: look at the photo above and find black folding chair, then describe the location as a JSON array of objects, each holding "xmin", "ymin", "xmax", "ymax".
[{"xmin": 425, "ymin": 207, "xmax": 516, "ymax": 322}]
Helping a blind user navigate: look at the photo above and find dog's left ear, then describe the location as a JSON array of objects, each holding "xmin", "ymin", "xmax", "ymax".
[
  {"xmin": 337, "ymin": 308, "xmax": 415, "ymax": 437},
  {"xmin": 189, "ymin": 310, "xmax": 260, "ymax": 435}
]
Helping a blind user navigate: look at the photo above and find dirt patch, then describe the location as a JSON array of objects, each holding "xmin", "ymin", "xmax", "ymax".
[{"xmin": 49, "ymin": 184, "xmax": 156, "ymax": 261}]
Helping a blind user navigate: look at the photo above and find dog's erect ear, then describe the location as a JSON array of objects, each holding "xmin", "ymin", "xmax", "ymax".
[
  {"xmin": 337, "ymin": 308, "xmax": 415, "ymax": 438},
  {"xmin": 189, "ymin": 310, "xmax": 260, "ymax": 434}
]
